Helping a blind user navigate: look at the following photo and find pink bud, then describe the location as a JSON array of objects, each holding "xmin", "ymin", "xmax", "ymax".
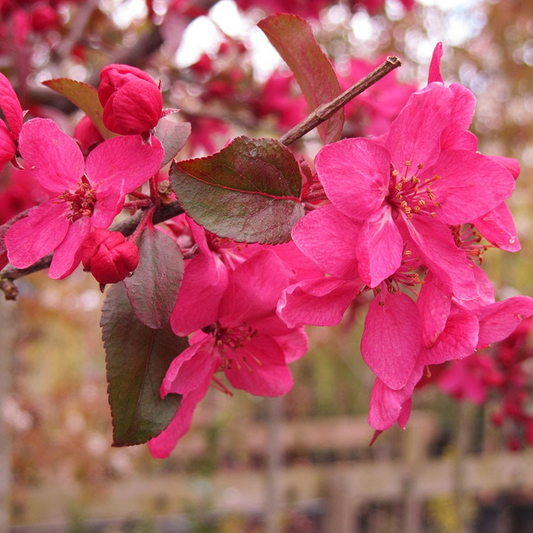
[
  {"xmin": 98, "ymin": 64, "xmax": 163, "ymax": 135},
  {"xmin": 81, "ymin": 229, "xmax": 139, "ymax": 286},
  {"xmin": 74, "ymin": 115, "xmax": 104, "ymax": 153}
]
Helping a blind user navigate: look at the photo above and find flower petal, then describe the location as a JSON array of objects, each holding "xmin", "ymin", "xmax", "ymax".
[
  {"xmin": 430, "ymin": 151, "xmax": 515, "ymax": 225},
  {"xmin": 474, "ymin": 202, "xmax": 520, "ymax": 252},
  {"xmin": 219, "ymin": 249, "xmax": 293, "ymax": 326},
  {"xmin": 386, "ymin": 83, "xmax": 453, "ymax": 170},
  {"xmin": 48, "ymin": 218, "xmax": 90, "ymax": 279},
  {"xmin": 419, "ymin": 306, "xmax": 479, "ymax": 365},
  {"xmin": 291, "ymin": 204, "xmax": 361, "ymax": 279},
  {"xmin": 315, "ymin": 138, "xmax": 390, "ymax": 221},
  {"xmin": 368, "ymin": 365, "xmax": 424, "ymax": 431},
  {"xmin": 476, "ymin": 296, "xmax": 533, "ymax": 348},
  {"xmin": 278, "ymin": 277, "xmax": 362, "ymax": 327},
  {"xmin": 86, "ymin": 135, "xmax": 164, "ymax": 194},
  {"xmin": 162, "ymin": 336, "xmax": 218, "ymax": 396},
  {"xmin": 356, "ymin": 205, "xmax": 403, "ymax": 287},
  {"xmin": 170, "ymin": 253, "xmax": 229, "ymax": 336},
  {"xmin": 148, "ymin": 375, "xmax": 211, "ymax": 459},
  {"xmin": 19, "ymin": 119, "xmax": 84, "ymax": 193},
  {"xmin": 361, "ymin": 291, "xmax": 421, "ymax": 390},
  {"xmin": 224, "ymin": 335, "xmax": 293, "ymax": 397},
  {"xmin": 5, "ymin": 201, "xmax": 70, "ymax": 268},
  {"xmin": 0, "ymin": 72, "xmax": 23, "ymax": 139}
]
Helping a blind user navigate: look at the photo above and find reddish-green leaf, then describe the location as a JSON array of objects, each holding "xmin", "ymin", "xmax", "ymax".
[
  {"xmin": 101, "ymin": 282, "xmax": 187, "ymax": 447},
  {"xmin": 42, "ymin": 78, "xmax": 115, "ymax": 140},
  {"xmin": 170, "ymin": 136, "xmax": 305, "ymax": 244},
  {"xmin": 258, "ymin": 13, "xmax": 344, "ymax": 144},
  {"xmin": 123, "ymin": 226, "xmax": 184, "ymax": 330}
]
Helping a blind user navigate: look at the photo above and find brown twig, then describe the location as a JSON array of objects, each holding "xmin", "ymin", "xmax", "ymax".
[
  {"xmin": 0, "ymin": 58, "xmax": 401, "ymax": 298},
  {"xmin": 279, "ymin": 56, "xmax": 401, "ymax": 146}
]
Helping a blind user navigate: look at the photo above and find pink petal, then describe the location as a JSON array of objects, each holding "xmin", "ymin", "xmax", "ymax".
[
  {"xmin": 430, "ymin": 151, "xmax": 515, "ymax": 225},
  {"xmin": 419, "ymin": 306, "xmax": 479, "ymax": 365},
  {"xmin": 218, "ymin": 249, "xmax": 292, "ymax": 326},
  {"xmin": 162, "ymin": 336, "xmax": 218, "ymax": 396},
  {"xmin": 0, "ymin": 72, "xmax": 23, "ymax": 139},
  {"xmin": 90, "ymin": 188, "xmax": 124, "ymax": 228},
  {"xmin": 474, "ymin": 202, "xmax": 520, "ymax": 252},
  {"xmin": 5, "ymin": 201, "xmax": 70, "ymax": 268},
  {"xmin": 269, "ymin": 240, "xmax": 326, "ymax": 281},
  {"xmin": 170, "ymin": 253, "xmax": 229, "ymax": 336},
  {"xmin": 273, "ymin": 328, "xmax": 308, "ymax": 363},
  {"xmin": 224, "ymin": 335, "xmax": 293, "ymax": 397},
  {"xmin": 368, "ymin": 365, "xmax": 424, "ymax": 431},
  {"xmin": 417, "ymin": 271, "xmax": 452, "ymax": 347},
  {"xmin": 386, "ymin": 83, "xmax": 454, "ymax": 171},
  {"xmin": 427, "ymin": 42, "xmax": 443, "ymax": 84},
  {"xmin": 148, "ymin": 375, "xmax": 211, "ymax": 459},
  {"xmin": 315, "ymin": 138, "xmax": 390, "ymax": 221},
  {"xmin": 405, "ymin": 216, "xmax": 478, "ymax": 301},
  {"xmin": 278, "ymin": 277, "xmax": 362, "ymax": 327},
  {"xmin": 356, "ymin": 205, "xmax": 403, "ymax": 287},
  {"xmin": 453, "ymin": 265, "xmax": 495, "ymax": 311},
  {"xmin": 488, "ymin": 155, "xmax": 520, "ymax": 179},
  {"xmin": 48, "ymin": 218, "xmax": 90, "ymax": 279},
  {"xmin": 439, "ymin": 83, "xmax": 477, "ymax": 151},
  {"xmin": 361, "ymin": 291, "xmax": 421, "ymax": 390},
  {"xmin": 86, "ymin": 135, "xmax": 164, "ymax": 194},
  {"xmin": 0, "ymin": 122, "xmax": 16, "ymax": 170},
  {"xmin": 476, "ymin": 296, "xmax": 533, "ymax": 347},
  {"xmin": 291, "ymin": 204, "xmax": 361, "ymax": 279},
  {"xmin": 19, "ymin": 119, "xmax": 84, "ymax": 193}
]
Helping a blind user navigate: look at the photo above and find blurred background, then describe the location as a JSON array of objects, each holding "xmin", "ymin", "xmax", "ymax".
[{"xmin": 2, "ymin": 0, "xmax": 533, "ymax": 531}]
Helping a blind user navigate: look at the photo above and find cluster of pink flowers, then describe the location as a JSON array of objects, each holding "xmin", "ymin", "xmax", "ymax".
[
  {"xmin": 277, "ymin": 43, "xmax": 533, "ymax": 438},
  {"xmin": 1, "ymin": 41, "xmax": 532, "ymax": 458}
]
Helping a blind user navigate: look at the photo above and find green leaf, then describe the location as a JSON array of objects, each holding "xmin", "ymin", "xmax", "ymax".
[
  {"xmin": 101, "ymin": 282, "xmax": 187, "ymax": 447},
  {"xmin": 123, "ymin": 226, "xmax": 184, "ymax": 330},
  {"xmin": 258, "ymin": 13, "xmax": 344, "ymax": 144},
  {"xmin": 170, "ymin": 136, "xmax": 305, "ymax": 244},
  {"xmin": 42, "ymin": 78, "xmax": 115, "ymax": 140}
]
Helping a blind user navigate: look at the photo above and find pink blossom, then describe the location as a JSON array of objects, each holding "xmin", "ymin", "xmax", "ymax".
[
  {"xmin": 148, "ymin": 249, "xmax": 308, "ymax": 457},
  {"xmin": 314, "ymin": 82, "xmax": 515, "ymax": 299},
  {"xmin": 5, "ymin": 118, "xmax": 163, "ymax": 278}
]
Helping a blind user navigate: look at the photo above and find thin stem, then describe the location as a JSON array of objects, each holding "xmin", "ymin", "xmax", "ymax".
[{"xmin": 279, "ymin": 56, "xmax": 401, "ymax": 146}]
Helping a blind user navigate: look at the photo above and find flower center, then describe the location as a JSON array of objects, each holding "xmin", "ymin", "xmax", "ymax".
[
  {"xmin": 59, "ymin": 176, "xmax": 97, "ymax": 222},
  {"xmin": 451, "ymin": 224, "xmax": 488, "ymax": 264},
  {"xmin": 215, "ymin": 323, "xmax": 259, "ymax": 372},
  {"xmin": 388, "ymin": 160, "xmax": 443, "ymax": 219}
]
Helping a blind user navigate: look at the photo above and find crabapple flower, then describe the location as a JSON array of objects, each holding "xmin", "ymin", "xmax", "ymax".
[
  {"xmin": 98, "ymin": 64, "xmax": 163, "ymax": 135},
  {"xmin": 0, "ymin": 71, "xmax": 23, "ymax": 174},
  {"xmin": 81, "ymin": 229, "xmax": 139, "ymax": 286},
  {"xmin": 5, "ymin": 118, "xmax": 163, "ymax": 279},
  {"xmin": 148, "ymin": 249, "xmax": 308, "ymax": 457}
]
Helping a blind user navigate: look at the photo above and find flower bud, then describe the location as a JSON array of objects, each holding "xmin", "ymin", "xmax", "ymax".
[
  {"xmin": 81, "ymin": 229, "xmax": 139, "ymax": 286},
  {"xmin": 98, "ymin": 64, "xmax": 163, "ymax": 135},
  {"xmin": 74, "ymin": 115, "xmax": 104, "ymax": 154}
]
